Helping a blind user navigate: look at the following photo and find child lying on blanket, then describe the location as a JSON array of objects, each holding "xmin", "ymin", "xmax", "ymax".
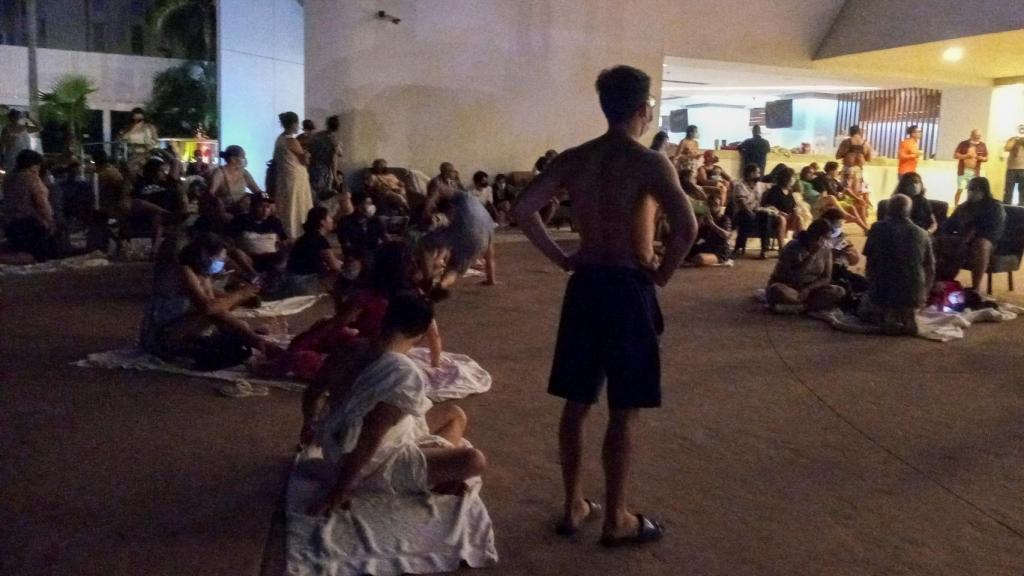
[
  {"xmin": 255, "ymin": 242, "xmax": 443, "ymax": 381},
  {"xmin": 310, "ymin": 292, "xmax": 486, "ymax": 515}
]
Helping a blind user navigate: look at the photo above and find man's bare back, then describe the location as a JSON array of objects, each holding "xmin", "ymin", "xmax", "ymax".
[{"xmin": 516, "ymin": 131, "xmax": 696, "ymax": 281}]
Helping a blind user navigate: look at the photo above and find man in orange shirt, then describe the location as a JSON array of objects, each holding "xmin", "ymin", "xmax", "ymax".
[{"xmin": 898, "ymin": 125, "xmax": 922, "ymax": 176}]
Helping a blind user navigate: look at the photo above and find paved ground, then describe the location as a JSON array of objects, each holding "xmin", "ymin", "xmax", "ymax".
[{"xmin": 2, "ymin": 235, "xmax": 1024, "ymax": 576}]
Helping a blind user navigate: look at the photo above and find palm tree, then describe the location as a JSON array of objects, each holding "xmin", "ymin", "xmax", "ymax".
[
  {"xmin": 38, "ymin": 74, "xmax": 97, "ymax": 156},
  {"xmin": 149, "ymin": 0, "xmax": 216, "ymax": 62}
]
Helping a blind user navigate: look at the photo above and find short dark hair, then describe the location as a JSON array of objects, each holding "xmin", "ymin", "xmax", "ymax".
[
  {"xmin": 326, "ymin": 115, "xmax": 340, "ymax": 131},
  {"xmin": 279, "ymin": 111, "xmax": 299, "ymax": 129},
  {"xmin": 967, "ymin": 176, "xmax": 991, "ymax": 199},
  {"xmin": 822, "ymin": 208, "xmax": 845, "ymax": 222},
  {"xmin": 302, "ymin": 206, "xmax": 330, "ymax": 233},
  {"xmin": 130, "ymin": 107, "xmax": 145, "ymax": 116},
  {"xmin": 302, "ymin": 119, "xmax": 315, "ymax": 131},
  {"xmin": 774, "ymin": 167, "xmax": 796, "ymax": 187},
  {"xmin": 382, "ymin": 291, "xmax": 435, "ymax": 339},
  {"xmin": 595, "ymin": 65, "xmax": 651, "ymax": 124},
  {"xmin": 473, "ymin": 171, "xmax": 488, "ymax": 184},
  {"xmin": 824, "ymin": 161, "xmax": 840, "ymax": 173},
  {"xmin": 849, "ymin": 125, "xmax": 861, "ymax": 136},
  {"xmin": 742, "ymin": 163, "xmax": 761, "ymax": 179},
  {"xmin": 219, "ymin": 145, "xmax": 244, "ymax": 161},
  {"xmin": 907, "ymin": 125, "xmax": 919, "ymax": 135},
  {"xmin": 686, "ymin": 125, "xmax": 699, "ymax": 138},
  {"xmin": 14, "ymin": 149, "xmax": 44, "ymax": 171},
  {"xmin": 800, "ymin": 219, "xmax": 833, "ymax": 247}
]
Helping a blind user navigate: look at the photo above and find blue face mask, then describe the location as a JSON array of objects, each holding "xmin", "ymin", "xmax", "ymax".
[{"xmin": 207, "ymin": 258, "xmax": 226, "ymax": 275}]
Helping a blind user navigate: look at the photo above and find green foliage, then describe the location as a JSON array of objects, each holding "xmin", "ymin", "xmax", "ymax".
[
  {"xmin": 38, "ymin": 74, "xmax": 96, "ymax": 154},
  {"xmin": 149, "ymin": 0, "xmax": 217, "ymax": 61},
  {"xmin": 147, "ymin": 61, "xmax": 218, "ymax": 138}
]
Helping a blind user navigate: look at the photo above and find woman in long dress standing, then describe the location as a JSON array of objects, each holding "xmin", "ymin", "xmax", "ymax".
[{"xmin": 274, "ymin": 112, "xmax": 314, "ymax": 239}]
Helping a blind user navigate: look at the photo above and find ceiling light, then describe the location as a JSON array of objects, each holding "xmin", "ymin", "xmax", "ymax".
[{"xmin": 942, "ymin": 46, "xmax": 964, "ymax": 62}]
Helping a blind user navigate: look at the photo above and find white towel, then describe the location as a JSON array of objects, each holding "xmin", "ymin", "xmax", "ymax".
[
  {"xmin": 285, "ymin": 448, "xmax": 498, "ymax": 576},
  {"xmin": 232, "ymin": 295, "xmax": 323, "ymax": 319},
  {"xmin": 73, "ymin": 347, "xmax": 493, "ymax": 401}
]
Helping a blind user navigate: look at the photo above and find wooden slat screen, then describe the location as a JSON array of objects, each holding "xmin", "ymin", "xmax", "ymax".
[{"xmin": 834, "ymin": 88, "xmax": 942, "ymax": 159}]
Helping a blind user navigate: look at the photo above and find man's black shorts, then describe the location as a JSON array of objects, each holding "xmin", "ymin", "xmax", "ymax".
[{"xmin": 548, "ymin": 265, "xmax": 664, "ymax": 410}]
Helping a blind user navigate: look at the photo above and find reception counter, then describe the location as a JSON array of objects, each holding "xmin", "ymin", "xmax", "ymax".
[{"xmin": 712, "ymin": 149, "xmax": 1011, "ymax": 210}]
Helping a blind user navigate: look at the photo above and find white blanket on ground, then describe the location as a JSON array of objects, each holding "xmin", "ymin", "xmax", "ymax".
[
  {"xmin": 0, "ymin": 251, "xmax": 109, "ymax": 276},
  {"xmin": 753, "ymin": 289, "xmax": 1023, "ymax": 342},
  {"xmin": 73, "ymin": 347, "xmax": 492, "ymax": 400},
  {"xmin": 285, "ymin": 448, "xmax": 498, "ymax": 576},
  {"xmin": 232, "ymin": 295, "xmax": 323, "ymax": 319}
]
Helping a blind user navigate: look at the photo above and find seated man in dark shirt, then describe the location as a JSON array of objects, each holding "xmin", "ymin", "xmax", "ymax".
[
  {"xmin": 226, "ymin": 192, "xmax": 289, "ymax": 273},
  {"xmin": 337, "ymin": 193, "xmax": 388, "ymax": 258},
  {"xmin": 934, "ymin": 176, "xmax": 1007, "ymax": 294}
]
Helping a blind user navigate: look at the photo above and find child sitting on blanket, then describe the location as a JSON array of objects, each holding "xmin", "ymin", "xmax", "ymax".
[{"xmin": 311, "ymin": 293, "xmax": 486, "ymax": 515}]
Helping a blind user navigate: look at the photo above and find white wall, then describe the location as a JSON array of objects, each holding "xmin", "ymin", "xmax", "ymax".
[
  {"xmin": 768, "ymin": 97, "xmax": 840, "ymax": 153},
  {"xmin": 305, "ymin": 0, "xmax": 851, "ymax": 176},
  {"xmin": 0, "ymin": 45, "xmax": 184, "ymax": 111},
  {"xmin": 936, "ymin": 87, "xmax": 993, "ymax": 161},
  {"xmin": 218, "ymin": 0, "xmax": 304, "ymax": 184},
  {"xmin": 677, "ymin": 107, "xmax": 749, "ymax": 148}
]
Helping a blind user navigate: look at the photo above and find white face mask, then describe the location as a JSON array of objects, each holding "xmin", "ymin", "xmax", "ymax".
[
  {"xmin": 364, "ymin": 205, "xmax": 377, "ymax": 217},
  {"xmin": 341, "ymin": 265, "xmax": 360, "ymax": 280},
  {"xmin": 830, "ymin": 224, "xmax": 843, "ymax": 238},
  {"xmin": 913, "ymin": 183, "xmax": 923, "ymax": 195}
]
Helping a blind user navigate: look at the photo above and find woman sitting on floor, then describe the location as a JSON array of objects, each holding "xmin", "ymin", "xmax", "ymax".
[
  {"xmin": 139, "ymin": 234, "xmax": 280, "ymax": 371},
  {"xmin": 311, "ymin": 292, "xmax": 486, "ymax": 516},
  {"xmin": 685, "ymin": 194, "xmax": 733, "ymax": 267},
  {"xmin": 766, "ymin": 219, "xmax": 845, "ymax": 313},
  {"xmin": 279, "ymin": 206, "xmax": 343, "ymax": 297}
]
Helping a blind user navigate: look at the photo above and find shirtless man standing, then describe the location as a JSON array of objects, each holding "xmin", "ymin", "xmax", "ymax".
[
  {"xmin": 514, "ymin": 65, "xmax": 697, "ymax": 547},
  {"xmin": 953, "ymin": 129, "xmax": 988, "ymax": 206}
]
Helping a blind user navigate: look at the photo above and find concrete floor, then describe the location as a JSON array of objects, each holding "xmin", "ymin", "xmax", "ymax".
[{"xmin": 2, "ymin": 236, "xmax": 1023, "ymax": 576}]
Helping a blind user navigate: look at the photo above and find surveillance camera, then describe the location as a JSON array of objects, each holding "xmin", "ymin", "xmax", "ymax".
[{"xmin": 377, "ymin": 10, "xmax": 401, "ymax": 24}]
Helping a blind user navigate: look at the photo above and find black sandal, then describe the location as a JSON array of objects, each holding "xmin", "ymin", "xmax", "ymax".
[
  {"xmin": 599, "ymin": 514, "xmax": 665, "ymax": 547},
  {"xmin": 555, "ymin": 499, "xmax": 603, "ymax": 536}
]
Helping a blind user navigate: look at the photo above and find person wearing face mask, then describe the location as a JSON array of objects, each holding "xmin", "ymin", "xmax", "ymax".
[
  {"xmin": 935, "ymin": 177, "xmax": 1007, "ymax": 295},
  {"xmin": 118, "ymin": 108, "xmax": 159, "ymax": 162},
  {"xmin": 209, "ymin": 145, "xmax": 263, "ymax": 215},
  {"xmin": 859, "ymin": 194, "xmax": 934, "ymax": 335},
  {"xmin": 337, "ymin": 193, "xmax": 387, "ymax": 258},
  {"xmin": 139, "ymin": 233, "xmax": 278, "ymax": 370},
  {"xmin": 685, "ymin": 194, "xmax": 733, "ymax": 267},
  {"xmin": 820, "ymin": 208, "xmax": 866, "ymax": 299},
  {"xmin": 766, "ymin": 219, "xmax": 845, "ymax": 312},
  {"xmin": 491, "ymin": 174, "xmax": 517, "ymax": 226},
  {"xmin": 892, "ymin": 172, "xmax": 935, "ymax": 232},
  {"xmin": 1, "ymin": 109, "xmax": 40, "ymax": 175}
]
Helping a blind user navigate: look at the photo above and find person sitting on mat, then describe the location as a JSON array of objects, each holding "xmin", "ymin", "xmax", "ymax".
[
  {"xmin": 766, "ymin": 219, "xmax": 845, "ymax": 313},
  {"xmin": 311, "ymin": 292, "xmax": 486, "ymax": 515}
]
